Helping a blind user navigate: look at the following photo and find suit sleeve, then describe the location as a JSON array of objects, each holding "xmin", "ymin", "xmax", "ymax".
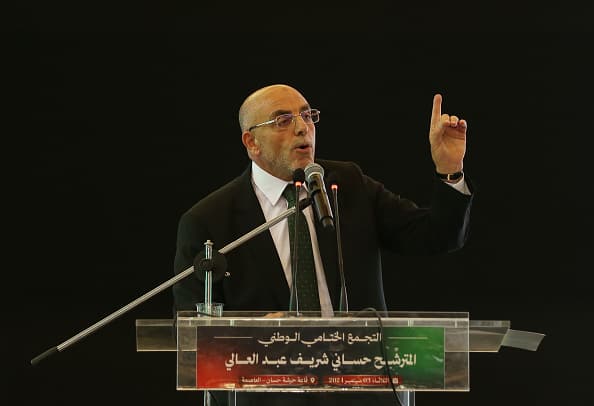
[{"xmin": 363, "ymin": 167, "xmax": 474, "ymax": 255}]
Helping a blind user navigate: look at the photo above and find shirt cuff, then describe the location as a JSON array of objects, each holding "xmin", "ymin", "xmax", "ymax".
[{"xmin": 443, "ymin": 177, "xmax": 471, "ymax": 195}]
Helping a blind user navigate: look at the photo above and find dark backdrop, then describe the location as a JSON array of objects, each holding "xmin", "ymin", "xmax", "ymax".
[{"xmin": 19, "ymin": 2, "xmax": 592, "ymax": 405}]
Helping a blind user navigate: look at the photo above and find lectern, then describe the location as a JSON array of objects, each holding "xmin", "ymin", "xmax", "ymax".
[{"xmin": 136, "ymin": 311, "xmax": 544, "ymax": 406}]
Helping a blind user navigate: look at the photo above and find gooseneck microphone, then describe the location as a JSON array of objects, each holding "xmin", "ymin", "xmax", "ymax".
[
  {"xmin": 288, "ymin": 168, "xmax": 305, "ymax": 312},
  {"xmin": 304, "ymin": 163, "xmax": 334, "ymax": 229},
  {"xmin": 329, "ymin": 175, "xmax": 349, "ymax": 313}
]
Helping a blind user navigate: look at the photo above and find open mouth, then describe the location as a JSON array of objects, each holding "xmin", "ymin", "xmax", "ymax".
[{"xmin": 295, "ymin": 143, "xmax": 311, "ymax": 151}]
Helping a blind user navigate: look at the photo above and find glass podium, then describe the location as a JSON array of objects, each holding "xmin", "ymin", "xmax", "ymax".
[{"xmin": 136, "ymin": 311, "xmax": 544, "ymax": 406}]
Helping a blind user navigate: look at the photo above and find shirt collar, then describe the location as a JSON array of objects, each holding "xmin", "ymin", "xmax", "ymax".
[{"xmin": 251, "ymin": 161, "xmax": 292, "ymax": 206}]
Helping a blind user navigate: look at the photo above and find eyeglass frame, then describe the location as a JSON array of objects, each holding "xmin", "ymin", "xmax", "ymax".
[{"xmin": 248, "ymin": 109, "xmax": 320, "ymax": 132}]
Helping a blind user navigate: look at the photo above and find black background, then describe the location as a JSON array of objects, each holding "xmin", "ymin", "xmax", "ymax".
[{"xmin": 18, "ymin": 2, "xmax": 593, "ymax": 405}]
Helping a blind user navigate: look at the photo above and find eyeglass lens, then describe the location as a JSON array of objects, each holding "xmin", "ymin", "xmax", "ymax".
[{"xmin": 276, "ymin": 110, "xmax": 319, "ymax": 128}]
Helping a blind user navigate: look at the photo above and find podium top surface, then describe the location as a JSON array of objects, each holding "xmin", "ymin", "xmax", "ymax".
[
  {"xmin": 175, "ymin": 310, "xmax": 473, "ymax": 327},
  {"xmin": 136, "ymin": 311, "xmax": 543, "ymax": 353}
]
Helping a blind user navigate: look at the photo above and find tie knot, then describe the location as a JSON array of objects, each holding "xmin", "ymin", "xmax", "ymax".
[{"xmin": 283, "ymin": 184, "xmax": 297, "ymax": 207}]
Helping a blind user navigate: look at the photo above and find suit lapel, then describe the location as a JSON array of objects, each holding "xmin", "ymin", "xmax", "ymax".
[{"xmin": 231, "ymin": 166, "xmax": 291, "ymax": 308}]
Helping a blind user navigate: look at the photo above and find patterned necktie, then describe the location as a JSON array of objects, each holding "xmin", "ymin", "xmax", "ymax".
[{"xmin": 282, "ymin": 184, "xmax": 320, "ymax": 311}]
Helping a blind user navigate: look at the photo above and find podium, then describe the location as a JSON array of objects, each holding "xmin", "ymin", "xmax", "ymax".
[{"xmin": 136, "ymin": 311, "xmax": 544, "ymax": 406}]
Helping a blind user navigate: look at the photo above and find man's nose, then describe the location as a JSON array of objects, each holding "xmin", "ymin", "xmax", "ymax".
[{"xmin": 293, "ymin": 114, "xmax": 308, "ymax": 135}]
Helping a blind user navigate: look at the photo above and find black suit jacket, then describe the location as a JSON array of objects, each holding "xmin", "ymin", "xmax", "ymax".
[{"xmin": 173, "ymin": 159, "xmax": 473, "ymax": 313}]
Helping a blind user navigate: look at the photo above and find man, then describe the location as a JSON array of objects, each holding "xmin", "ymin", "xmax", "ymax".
[{"xmin": 172, "ymin": 84, "xmax": 473, "ymax": 405}]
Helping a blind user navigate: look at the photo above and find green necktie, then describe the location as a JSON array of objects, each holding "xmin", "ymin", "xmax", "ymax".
[{"xmin": 283, "ymin": 184, "xmax": 321, "ymax": 311}]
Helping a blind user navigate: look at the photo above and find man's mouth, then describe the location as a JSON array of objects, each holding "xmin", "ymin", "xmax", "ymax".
[{"xmin": 295, "ymin": 143, "xmax": 311, "ymax": 150}]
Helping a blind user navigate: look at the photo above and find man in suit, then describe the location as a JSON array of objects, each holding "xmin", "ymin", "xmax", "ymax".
[{"xmin": 172, "ymin": 84, "xmax": 473, "ymax": 405}]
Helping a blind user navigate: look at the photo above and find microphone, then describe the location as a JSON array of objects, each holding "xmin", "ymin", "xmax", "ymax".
[
  {"xmin": 304, "ymin": 163, "xmax": 334, "ymax": 229},
  {"xmin": 328, "ymin": 173, "xmax": 348, "ymax": 313},
  {"xmin": 293, "ymin": 167, "xmax": 306, "ymax": 188},
  {"xmin": 289, "ymin": 168, "xmax": 305, "ymax": 312}
]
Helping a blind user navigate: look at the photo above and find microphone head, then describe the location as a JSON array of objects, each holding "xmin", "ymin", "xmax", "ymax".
[
  {"xmin": 292, "ymin": 168, "xmax": 306, "ymax": 184},
  {"xmin": 326, "ymin": 171, "xmax": 338, "ymax": 188},
  {"xmin": 304, "ymin": 162, "xmax": 324, "ymax": 182}
]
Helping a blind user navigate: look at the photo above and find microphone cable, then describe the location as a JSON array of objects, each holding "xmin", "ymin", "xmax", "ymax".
[{"xmin": 358, "ymin": 307, "xmax": 404, "ymax": 406}]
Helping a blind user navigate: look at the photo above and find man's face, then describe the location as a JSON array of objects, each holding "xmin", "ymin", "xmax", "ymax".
[{"xmin": 244, "ymin": 86, "xmax": 316, "ymax": 180}]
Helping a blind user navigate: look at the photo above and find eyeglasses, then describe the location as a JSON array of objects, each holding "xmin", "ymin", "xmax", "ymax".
[{"xmin": 248, "ymin": 109, "xmax": 320, "ymax": 131}]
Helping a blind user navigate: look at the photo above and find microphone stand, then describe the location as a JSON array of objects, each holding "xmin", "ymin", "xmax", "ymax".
[
  {"xmin": 197, "ymin": 239, "xmax": 218, "ymax": 317},
  {"xmin": 31, "ymin": 197, "xmax": 313, "ymax": 366}
]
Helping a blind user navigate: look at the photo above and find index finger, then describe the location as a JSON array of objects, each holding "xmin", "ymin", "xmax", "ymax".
[{"xmin": 431, "ymin": 93, "xmax": 442, "ymax": 127}]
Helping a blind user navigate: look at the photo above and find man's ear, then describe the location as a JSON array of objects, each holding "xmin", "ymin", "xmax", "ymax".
[{"xmin": 242, "ymin": 131, "xmax": 259, "ymax": 156}]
